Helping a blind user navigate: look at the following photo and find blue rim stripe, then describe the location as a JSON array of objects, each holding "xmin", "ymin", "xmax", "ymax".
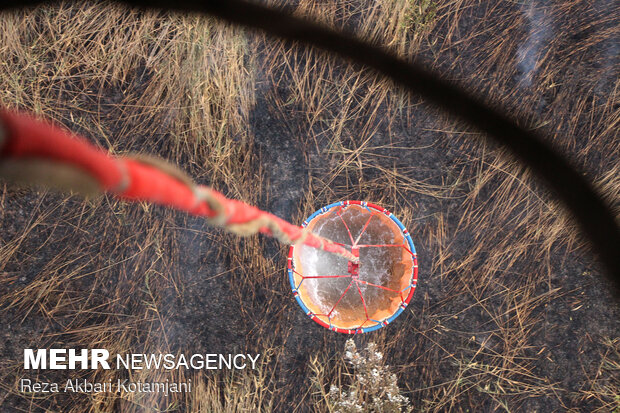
[{"xmin": 288, "ymin": 201, "xmax": 417, "ymax": 334}]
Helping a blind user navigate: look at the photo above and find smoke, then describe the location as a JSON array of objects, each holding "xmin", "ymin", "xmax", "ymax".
[
  {"xmin": 594, "ymin": 0, "xmax": 620, "ymax": 93},
  {"xmin": 516, "ymin": 0, "xmax": 553, "ymax": 88}
]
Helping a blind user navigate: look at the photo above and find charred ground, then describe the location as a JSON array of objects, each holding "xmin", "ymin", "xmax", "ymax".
[{"xmin": 0, "ymin": 0, "xmax": 618, "ymax": 411}]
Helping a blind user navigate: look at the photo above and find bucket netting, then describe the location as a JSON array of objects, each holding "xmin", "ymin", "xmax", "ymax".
[{"xmin": 288, "ymin": 201, "xmax": 418, "ymax": 334}]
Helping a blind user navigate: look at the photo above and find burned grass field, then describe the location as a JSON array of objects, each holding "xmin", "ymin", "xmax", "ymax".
[{"xmin": 0, "ymin": 0, "xmax": 619, "ymax": 411}]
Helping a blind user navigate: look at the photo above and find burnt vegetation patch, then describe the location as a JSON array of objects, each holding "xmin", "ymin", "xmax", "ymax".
[{"xmin": 0, "ymin": 0, "xmax": 618, "ymax": 411}]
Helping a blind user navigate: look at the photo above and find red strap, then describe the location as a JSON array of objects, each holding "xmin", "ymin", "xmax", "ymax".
[
  {"xmin": 0, "ymin": 110, "xmax": 123, "ymax": 191},
  {"xmin": 0, "ymin": 109, "xmax": 357, "ymax": 262}
]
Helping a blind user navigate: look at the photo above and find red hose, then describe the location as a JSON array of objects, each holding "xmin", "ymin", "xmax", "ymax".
[{"xmin": 0, "ymin": 109, "xmax": 358, "ymax": 263}]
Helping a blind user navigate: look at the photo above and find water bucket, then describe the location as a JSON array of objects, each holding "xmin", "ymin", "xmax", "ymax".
[{"xmin": 288, "ymin": 201, "xmax": 418, "ymax": 333}]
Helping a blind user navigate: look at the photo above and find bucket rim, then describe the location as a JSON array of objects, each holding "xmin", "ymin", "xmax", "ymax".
[{"xmin": 287, "ymin": 200, "xmax": 418, "ymax": 334}]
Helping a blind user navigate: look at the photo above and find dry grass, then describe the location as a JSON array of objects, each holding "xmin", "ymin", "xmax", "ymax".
[
  {"xmin": 579, "ymin": 337, "xmax": 620, "ymax": 412},
  {"xmin": 0, "ymin": 0, "xmax": 618, "ymax": 411}
]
